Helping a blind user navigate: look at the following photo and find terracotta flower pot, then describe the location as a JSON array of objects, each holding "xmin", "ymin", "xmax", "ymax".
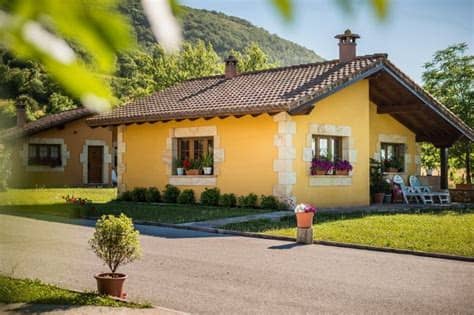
[
  {"xmin": 186, "ymin": 169, "xmax": 200, "ymax": 175},
  {"xmin": 387, "ymin": 167, "xmax": 399, "ymax": 173},
  {"xmin": 373, "ymin": 192, "xmax": 385, "ymax": 204},
  {"xmin": 313, "ymin": 169, "xmax": 327, "ymax": 176},
  {"xmin": 94, "ymin": 273, "xmax": 127, "ymax": 298},
  {"xmin": 335, "ymin": 170, "xmax": 349, "ymax": 176},
  {"xmin": 296, "ymin": 212, "xmax": 314, "ymax": 228}
]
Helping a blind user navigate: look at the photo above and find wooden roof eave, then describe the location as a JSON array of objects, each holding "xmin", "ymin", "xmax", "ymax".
[{"xmin": 289, "ymin": 62, "xmax": 473, "ymax": 146}]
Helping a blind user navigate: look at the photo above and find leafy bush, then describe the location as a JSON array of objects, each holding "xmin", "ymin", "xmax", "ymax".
[
  {"xmin": 89, "ymin": 214, "xmax": 142, "ymax": 273},
  {"xmin": 200, "ymin": 187, "xmax": 220, "ymax": 206},
  {"xmin": 162, "ymin": 184, "xmax": 180, "ymax": 203},
  {"xmin": 177, "ymin": 189, "xmax": 195, "ymax": 204},
  {"xmin": 219, "ymin": 193, "xmax": 237, "ymax": 207},
  {"xmin": 0, "ymin": 148, "xmax": 11, "ymax": 191},
  {"xmin": 130, "ymin": 187, "xmax": 147, "ymax": 202},
  {"xmin": 145, "ymin": 187, "xmax": 161, "ymax": 202},
  {"xmin": 238, "ymin": 193, "xmax": 259, "ymax": 208},
  {"xmin": 118, "ymin": 191, "xmax": 132, "ymax": 201},
  {"xmin": 260, "ymin": 195, "xmax": 280, "ymax": 210}
]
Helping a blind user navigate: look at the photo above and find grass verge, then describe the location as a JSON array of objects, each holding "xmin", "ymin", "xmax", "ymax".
[
  {"xmin": 0, "ymin": 275, "xmax": 150, "ymax": 308},
  {"xmin": 223, "ymin": 208, "xmax": 474, "ymax": 257}
]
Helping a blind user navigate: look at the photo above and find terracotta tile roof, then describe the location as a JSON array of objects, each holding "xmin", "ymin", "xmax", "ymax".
[
  {"xmin": 82, "ymin": 53, "xmax": 471, "ymax": 142},
  {"xmin": 0, "ymin": 107, "xmax": 93, "ymax": 140},
  {"xmin": 87, "ymin": 54, "xmax": 387, "ymax": 126}
]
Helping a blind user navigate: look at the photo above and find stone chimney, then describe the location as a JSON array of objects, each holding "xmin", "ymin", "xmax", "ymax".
[
  {"xmin": 335, "ymin": 29, "xmax": 360, "ymax": 62},
  {"xmin": 224, "ymin": 55, "xmax": 238, "ymax": 79},
  {"xmin": 15, "ymin": 99, "xmax": 26, "ymax": 128}
]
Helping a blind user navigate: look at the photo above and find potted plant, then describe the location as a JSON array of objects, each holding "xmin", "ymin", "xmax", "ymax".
[
  {"xmin": 175, "ymin": 158, "xmax": 184, "ymax": 176},
  {"xmin": 201, "ymin": 153, "xmax": 213, "ymax": 175},
  {"xmin": 334, "ymin": 159, "xmax": 352, "ymax": 175},
  {"xmin": 89, "ymin": 214, "xmax": 142, "ymax": 298},
  {"xmin": 383, "ymin": 158, "xmax": 402, "ymax": 173},
  {"xmin": 294, "ymin": 203, "xmax": 317, "ymax": 228},
  {"xmin": 185, "ymin": 158, "xmax": 201, "ymax": 175},
  {"xmin": 310, "ymin": 157, "xmax": 333, "ymax": 175},
  {"xmin": 370, "ymin": 158, "xmax": 390, "ymax": 204}
]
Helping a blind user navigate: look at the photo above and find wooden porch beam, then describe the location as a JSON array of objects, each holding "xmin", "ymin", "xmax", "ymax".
[
  {"xmin": 377, "ymin": 104, "xmax": 421, "ymax": 114},
  {"xmin": 439, "ymin": 147, "xmax": 449, "ymax": 190}
]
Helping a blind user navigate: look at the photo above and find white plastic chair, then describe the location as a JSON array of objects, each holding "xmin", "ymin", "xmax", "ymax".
[
  {"xmin": 409, "ymin": 175, "xmax": 450, "ymax": 204},
  {"xmin": 392, "ymin": 175, "xmax": 427, "ymax": 204}
]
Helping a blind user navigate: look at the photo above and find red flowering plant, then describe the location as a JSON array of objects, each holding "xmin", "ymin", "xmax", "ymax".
[
  {"xmin": 294, "ymin": 203, "xmax": 317, "ymax": 213},
  {"xmin": 182, "ymin": 159, "xmax": 191, "ymax": 170},
  {"xmin": 62, "ymin": 195, "xmax": 92, "ymax": 205},
  {"xmin": 310, "ymin": 157, "xmax": 333, "ymax": 175},
  {"xmin": 334, "ymin": 160, "xmax": 353, "ymax": 171}
]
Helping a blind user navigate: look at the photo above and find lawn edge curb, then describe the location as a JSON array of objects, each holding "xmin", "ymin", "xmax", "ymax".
[{"xmin": 126, "ymin": 219, "xmax": 474, "ymax": 263}]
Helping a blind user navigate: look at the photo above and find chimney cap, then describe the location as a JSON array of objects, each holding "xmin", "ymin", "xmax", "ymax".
[
  {"xmin": 335, "ymin": 29, "xmax": 360, "ymax": 40},
  {"xmin": 225, "ymin": 55, "xmax": 238, "ymax": 63}
]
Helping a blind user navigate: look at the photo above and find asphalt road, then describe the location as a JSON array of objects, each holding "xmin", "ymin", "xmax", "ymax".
[{"xmin": 0, "ymin": 213, "xmax": 473, "ymax": 314}]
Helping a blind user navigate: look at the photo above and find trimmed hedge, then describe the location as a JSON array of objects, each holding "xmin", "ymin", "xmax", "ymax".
[
  {"xmin": 116, "ymin": 186, "xmax": 282, "ymax": 210},
  {"xmin": 219, "ymin": 193, "xmax": 237, "ymax": 207},
  {"xmin": 238, "ymin": 193, "xmax": 258, "ymax": 208},
  {"xmin": 260, "ymin": 195, "xmax": 280, "ymax": 210},
  {"xmin": 162, "ymin": 184, "xmax": 180, "ymax": 203},
  {"xmin": 145, "ymin": 187, "xmax": 161, "ymax": 202},
  {"xmin": 177, "ymin": 189, "xmax": 195, "ymax": 204},
  {"xmin": 200, "ymin": 187, "xmax": 220, "ymax": 206},
  {"xmin": 130, "ymin": 187, "xmax": 147, "ymax": 202}
]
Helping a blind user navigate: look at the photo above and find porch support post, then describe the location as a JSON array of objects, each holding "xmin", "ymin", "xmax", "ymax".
[{"xmin": 439, "ymin": 147, "xmax": 448, "ymax": 190}]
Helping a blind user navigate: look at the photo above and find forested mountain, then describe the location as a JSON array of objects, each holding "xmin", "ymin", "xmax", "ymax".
[
  {"xmin": 0, "ymin": 2, "xmax": 322, "ymax": 129},
  {"xmin": 122, "ymin": 2, "xmax": 323, "ymax": 66}
]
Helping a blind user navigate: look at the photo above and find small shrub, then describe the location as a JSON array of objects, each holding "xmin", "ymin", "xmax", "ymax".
[
  {"xmin": 130, "ymin": 187, "xmax": 147, "ymax": 202},
  {"xmin": 162, "ymin": 184, "xmax": 180, "ymax": 203},
  {"xmin": 219, "ymin": 193, "xmax": 237, "ymax": 207},
  {"xmin": 200, "ymin": 187, "xmax": 220, "ymax": 206},
  {"xmin": 145, "ymin": 187, "xmax": 161, "ymax": 202},
  {"xmin": 89, "ymin": 214, "xmax": 142, "ymax": 273},
  {"xmin": 177, "ymin": 189, "xmax": 195, "ymax": 204},
  {"xmin": 238, "ymin": 193, "xmax": 259, "ymax": 208},
  {"xmin": 118, "ymin": 191, "xmax": 132, "ymax": 201},
  {"xmin": 260, "ymin": 195, "xmax": 280, "ymax": 209}
]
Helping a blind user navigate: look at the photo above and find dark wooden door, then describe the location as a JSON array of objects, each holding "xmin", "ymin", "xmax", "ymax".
[{"xmin": 88, "ymin": 146, "xmax": 103, "ymax": 184}]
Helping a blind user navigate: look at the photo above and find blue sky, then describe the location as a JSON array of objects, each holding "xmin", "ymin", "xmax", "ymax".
[{"xmin": 181, "ymin": 0, "xmax": 473, "ymax": 83}]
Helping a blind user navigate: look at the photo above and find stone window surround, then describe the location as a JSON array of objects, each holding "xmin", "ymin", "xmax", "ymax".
[
  {"xmin": 117, "ymin": 126, "xmax": 126, "ymax": 193},
  {"xmin": 164, "ymin": 126, "xmax": 223, "ymax": 186},
  {"xmin": 79, "ymin": 139, "xmax": 112, "ymax": 184},
  {"xmin": 374, "ymin": 134, "xmax": 411, "ymax": 174},
  {"xmin": 22, "ymin": 138, "xmax": 69, "ymax": 172},
  {"xmin": 303, "ymin": 123, "xmax": 355, "ymax": 186}
]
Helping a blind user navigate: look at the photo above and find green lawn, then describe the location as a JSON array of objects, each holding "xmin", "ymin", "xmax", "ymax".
[
  {"xmin": 0, "ymin": 275, "xmax": 149, "ymax": 307},
  {"xmin": 223, "ymin": 209, "xmax": 474, "ymax": 257},
  {"xmin": 0, "ymin": 188, "xmax": 271, "ymax": 224}
]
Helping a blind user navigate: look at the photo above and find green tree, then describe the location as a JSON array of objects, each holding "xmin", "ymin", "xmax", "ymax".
[
  {"xmin": 231, "ymin": 43, "xmax": 278, "ymax": 72},
  {"xmin": 112, "ymin": 41, "xmax": 222, "ymax": 102},
  {"xmin": 422, "ymin": 43, "xmax": 474, "ymax": 183}
]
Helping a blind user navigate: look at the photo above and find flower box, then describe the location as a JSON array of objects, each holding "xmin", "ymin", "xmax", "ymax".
[
  {"xmin": 313, "ymin": 170, "xmax": 327, "ymax": 176},
  {"xmin": 186, "ymin": 169, "xmax": 200, "ymax": 175},
  {"xmin": 335, "ymin": 170, "xmax": 349, "ymax": 176}
]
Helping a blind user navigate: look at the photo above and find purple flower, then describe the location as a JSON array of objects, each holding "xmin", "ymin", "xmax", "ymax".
[
  {"xmin": 311, "ymin": 158, "xmax": 333, "ymax": 172},
  {"xmin": 334, "ymin": 160, "xmax": 353, "ymax": 171}
]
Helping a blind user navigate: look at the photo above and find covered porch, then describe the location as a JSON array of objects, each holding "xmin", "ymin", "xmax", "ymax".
[{"xmin": 368, "ymin": 61, "xmax": 474, "ymax": 190}]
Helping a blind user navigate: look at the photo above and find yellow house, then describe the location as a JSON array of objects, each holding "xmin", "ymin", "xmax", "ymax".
[
  {"xmin": 2, "ymin": 107, "xmax": 115, "ymax": 187},
  {"xmin": 80, "ymin": 30, "xmax": 471, "ymax": 207}
]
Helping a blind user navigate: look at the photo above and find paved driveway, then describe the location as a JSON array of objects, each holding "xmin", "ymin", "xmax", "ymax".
[{"xmin": 0, "ymin": 214, "xmax": 473, "ymax": 314}]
